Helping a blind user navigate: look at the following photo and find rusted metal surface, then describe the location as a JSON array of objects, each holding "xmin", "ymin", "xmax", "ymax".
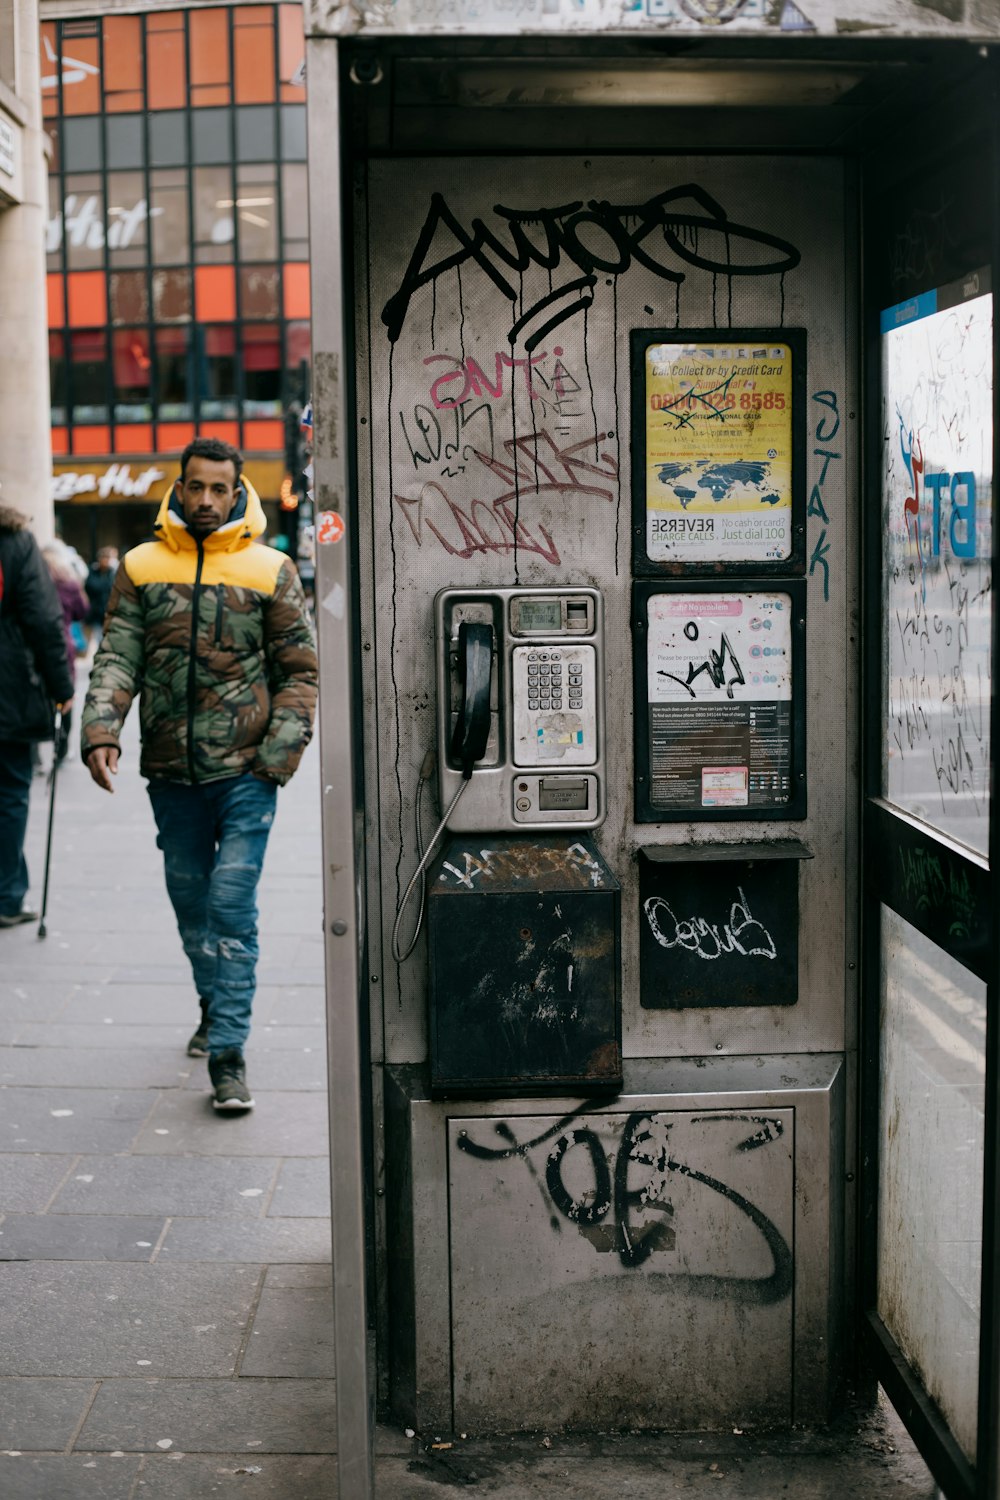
[
  {"xmin": 305, "ymin": 0, "xmax": 1000, "ymax": 40},
  {"xmin": 427, "ymin": 835, "xmax": 621, "ymax": 1094},
  {"xmin": 386, "ymin": 1056, "xmax": 844, "ymax": 1431}
]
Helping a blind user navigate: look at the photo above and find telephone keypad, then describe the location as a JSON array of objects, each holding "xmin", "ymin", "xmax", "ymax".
[{"xmin": 512, "ymin": 641, "xmax": 597, "ymax": 770}]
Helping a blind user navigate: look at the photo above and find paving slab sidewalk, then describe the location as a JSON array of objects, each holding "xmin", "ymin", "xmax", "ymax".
[{"xmin": 0, "ymin": 709, "xmax": 940, "ymax": 1498}]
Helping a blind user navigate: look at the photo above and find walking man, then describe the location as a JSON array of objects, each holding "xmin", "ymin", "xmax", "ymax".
[
  {"xmin": 0, "ymin": 503, "xmax": 75, "ymax": 926},
  {"xmin": 82, "ymin": 439, "xmax": 318, "ymax": 1111}
]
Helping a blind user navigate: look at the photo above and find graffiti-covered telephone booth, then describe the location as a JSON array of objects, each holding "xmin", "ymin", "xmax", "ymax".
[{"xmin": 308, "ymin": 5, "xmax": 1000, "ymax": 1496}]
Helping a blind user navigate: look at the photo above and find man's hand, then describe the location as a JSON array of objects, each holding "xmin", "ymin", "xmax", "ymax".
[
  {"xmin": 56, "ymin": 697, "xmax": 74, "ymax": 712},
  {"xmin": 86, "ymin": 745, "xmax": 120, "ymax": 792}
]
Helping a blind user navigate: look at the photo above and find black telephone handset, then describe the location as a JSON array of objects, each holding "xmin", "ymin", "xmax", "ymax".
[{"xmin": 451, "ymin": 621, "xmax": 493, "ymax": 779}]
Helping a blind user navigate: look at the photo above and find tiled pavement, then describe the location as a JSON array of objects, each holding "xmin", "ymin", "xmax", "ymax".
[
  {"xmin": 0, "ymin": 713, "xmax": 365, "ymax": 1498},
  {"xmin": 0, "ymin": 708, "xmax": 941, "ymax": 1498}
]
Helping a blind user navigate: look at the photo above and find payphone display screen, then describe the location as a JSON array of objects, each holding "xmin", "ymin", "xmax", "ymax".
[
  {"xmin": 633, "ymin": 584, "xmax": 806, "ymax": 822},
  {"xmin": 516, "ymin": 599, "xmax": 563, "ymax": 633}
]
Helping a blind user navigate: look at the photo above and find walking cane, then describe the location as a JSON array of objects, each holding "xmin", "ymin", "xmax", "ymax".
[{"xmin": 38, "ymin": 707, "xmax": 62, "ymax": 940}]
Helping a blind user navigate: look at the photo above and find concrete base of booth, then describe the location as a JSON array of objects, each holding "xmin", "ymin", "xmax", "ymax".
[{"xmin": 385, "ymin": 1055, "xmax": 844, "ymax": 1435}]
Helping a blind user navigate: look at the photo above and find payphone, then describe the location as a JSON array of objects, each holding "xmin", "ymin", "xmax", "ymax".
[
  {"xmin": 435, "ymin": 585, "xmax": 606, "ymax": 831},
  {"xmin": 393, "ymin": 585, "xmax": 610, "ymax": 963}
]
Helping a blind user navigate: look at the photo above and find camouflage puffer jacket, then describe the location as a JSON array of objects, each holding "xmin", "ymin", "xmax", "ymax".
[{"xmin": 81, "ymin": 479, "xmax": 317, "ymax": 786}]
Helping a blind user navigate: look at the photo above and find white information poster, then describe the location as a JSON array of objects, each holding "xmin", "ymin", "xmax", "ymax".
[{"xmin": 646, "ymin": 591, "xmax": 794, "ymax": 812}]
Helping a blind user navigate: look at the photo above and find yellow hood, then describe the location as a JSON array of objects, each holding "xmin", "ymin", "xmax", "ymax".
[{"xmin": 152, "ymin": 474, "xmax": 268, "ymax": 553}]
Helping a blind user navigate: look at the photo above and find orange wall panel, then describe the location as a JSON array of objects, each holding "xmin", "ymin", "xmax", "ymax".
[
  {"xmin": 283, "ymin": 264, "xmax": 310, "ymax": 320},
  {"xmin": 47, "ymin": 274, "xmax": 65, "ymax": 328},
  {"xmin": 156, "ymin": 422, "xmax": 197, "ymax": 453},
  {"xmin": 195, "ymin": 266, "xmax": 237, "ymax": 323},
  {"xmin": 234, "ymin": 25, "xmax": 275, "ymax": 104},
  {"xmin": 72, "ymin": 426, "xmax": 111, "ymax": 456},
  {"xmin": 103, "ymin": 16, "xmax": 143, "ymax": 109},
  {"xmin": 278, "ymin": 5, "xmax": 306, "ymax": 102},
  {"xmin": 67, "ymin": 272, "xmax": 107, "ymax": 327},
  {"xmin": 242, "ymin": 420, "xmax": 283, "ymax": 452},
  {"xmin": 199, "ymin": 422, "xmax": 241, "ymax": 446},
  {"xmin": 61, "ymin": 36, "xmax": 101, "ymax": 116},
  {"xmin": 114, "ymin": 424, "xmax": 153, "ymax": 454},
  {"xmin": 50, "ymin": 427, "xmax": 69, "ymax": 456},
  {"xmin": 40, "ymin": 24, "xmax": 59, "ymax": 118},
  {"xmin": 146, "ymin": 27, "xmax": 186, "ymax": 110},
  {"xmin": 189, "ymin": 9, "xmax": 230, "ymax": 88}
]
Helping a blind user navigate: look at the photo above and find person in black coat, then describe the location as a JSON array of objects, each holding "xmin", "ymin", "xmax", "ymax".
[
  {"xmin": 84, "ymin": 545, "xmax": 118, "ymax": 646},
  {"xmin": 0, "ymin": 504, "xmax": 74, "ymax": 926}
]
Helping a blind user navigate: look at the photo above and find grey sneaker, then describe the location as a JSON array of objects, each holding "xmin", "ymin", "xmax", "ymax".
[
  {"xmin": 209, "ymin": 1048, "xmax": 254, "ymax": 1111},
  {"xmin": 0, "ymin": 907, "xmax": 38, "ymax": 928},
  {"xmin": 186, "ymin": 999, "xmax": 210, "ymax": 1057}
]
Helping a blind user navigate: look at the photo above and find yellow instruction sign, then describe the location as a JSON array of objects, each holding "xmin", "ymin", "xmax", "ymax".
[{"xmin": 644, "ymin": 341, "xmax": 794, "ymax": 563}]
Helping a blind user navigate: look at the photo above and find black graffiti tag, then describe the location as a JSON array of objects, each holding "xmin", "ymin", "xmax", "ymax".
[
  {"xmin": 382, "ymin": 185, "xmax": 801, "ymax": 350},
  {"xmin": 456, "ymin": 1110, "xmax": 793, "ymax": 1302}
]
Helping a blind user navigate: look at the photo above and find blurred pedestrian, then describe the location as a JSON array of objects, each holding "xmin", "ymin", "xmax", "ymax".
[
  {"xmin": 85, "ymin": 545, "xmax": 119, "ymax": 647},
  {"xmin": 42, "ymin": 545, "xmax": 88, "ymax": 763},
  {"xmin": 81, "ymin": 439, "xmax": 317, "ymax": 1112},
  {"xmin": 0, "ymin": 505, "xmax": 74, "ymax": 926}
]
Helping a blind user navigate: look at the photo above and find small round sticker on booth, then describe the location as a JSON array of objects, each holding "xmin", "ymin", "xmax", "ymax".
[{"xmin": 317, "ymin": 511, "xmax": 345, "ymax": 545}]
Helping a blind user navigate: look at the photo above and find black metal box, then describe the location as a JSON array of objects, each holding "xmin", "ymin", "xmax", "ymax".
[{"xmin": 427, "ymin": 835, "xmax": 621, "ymax": 1097}]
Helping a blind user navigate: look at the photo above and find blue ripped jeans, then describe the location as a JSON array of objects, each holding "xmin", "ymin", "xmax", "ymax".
[{"xmin": 147, "ymin": 774, "xmax": 277, "ymax": 1055}]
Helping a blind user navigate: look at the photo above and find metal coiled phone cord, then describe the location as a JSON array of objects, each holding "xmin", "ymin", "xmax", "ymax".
[{"xmin": 391, "ymin": 752, "xmax": 469, "ymax": 963}]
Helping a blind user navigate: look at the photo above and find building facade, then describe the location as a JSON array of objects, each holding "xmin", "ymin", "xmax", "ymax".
[
  {"xmin": 2, "ymin": 0, "xmax": 53, "ymax": 537},
  {"xmin": 41, "ymin": 0, "xmax": 309, "ymax": 555}
]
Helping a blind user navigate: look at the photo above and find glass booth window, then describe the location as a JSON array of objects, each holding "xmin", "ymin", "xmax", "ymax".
[
  {"xmin": 69, "ymin": 329, "xmax": 109, "ymax": 422},
  {"xmin": 881, "ymin": 280, "xmax": 993, "ymax": 856},
  {"xmin": 878, "ymin": 906, "xmax": 985, "ymax": 1464},
  {"xmin": 113, "ymin": 329, "xmax": 153, "ymax": 421},
  {"xmin": 156, "ymin": 326, "xmax": 193, "ymax": 420}
]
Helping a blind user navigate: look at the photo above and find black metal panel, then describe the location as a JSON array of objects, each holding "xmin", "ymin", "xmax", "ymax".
[
  {"xmin": 863, "ymin": 1312, "xmax": 976, "ymax": 1500},
  {"xmin": 638, "ymin": 846, "xmax": 803, "ymax": 1009},
  {"xmin": 866, "ymin": 801, "xmax": 991, "ymax": 984},
  {"xmin": 426, "ymin": 835, "xmax": 621, "ymax": 1097}
]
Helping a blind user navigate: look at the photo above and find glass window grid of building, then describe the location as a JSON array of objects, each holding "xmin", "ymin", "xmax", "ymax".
[{"xmin": 43, "ymin": 4, "xmax": 310, "ymax": 458}]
